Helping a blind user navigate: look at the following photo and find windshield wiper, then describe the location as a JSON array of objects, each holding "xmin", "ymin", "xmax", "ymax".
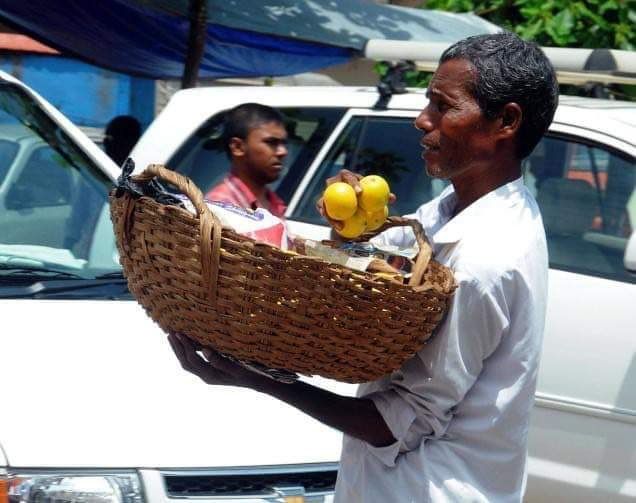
[
  {"xmin": 0, "ymin": 266, "xmax": 85, "ymax": 280},
  {"xmin": 95, "ymin": 271, "xmax": 125, "ymax": 279},
  {"xmin": 0, "ymin": 277, "xmax": 130, "ymax": 299}
]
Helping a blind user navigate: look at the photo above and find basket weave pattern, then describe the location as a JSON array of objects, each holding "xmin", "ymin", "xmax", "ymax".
[{"xmin": 110, "ymin": 165, "xmax": 456, "ymax": 383}]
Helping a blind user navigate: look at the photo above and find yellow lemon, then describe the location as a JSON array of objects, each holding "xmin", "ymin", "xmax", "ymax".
[
  {"xmin": 336, "ymin": 208, "xmax": 367, "ymax": 239},
  {"xmin": 323, "ymin": 182, "xmax": 358, "ymax": 220},
  {"xmin": 358, "ymin": 175, "xmax": 390, "ymax": 212},
  {"xmin": 365, "ymin": 205, "xmax": 388, "ymax": 231}
]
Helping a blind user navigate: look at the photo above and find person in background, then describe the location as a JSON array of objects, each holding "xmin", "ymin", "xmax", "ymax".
[
  {"xmin": 104, "ymin": 115, "xmax": 142, "ymax": 166},
  {"xmin": 168, "ymin": 31, "xmax": 558, "ymax": 502},
  {"xmin": 205, "ymin": 103, "xmax": 288, "ymax": 218}
]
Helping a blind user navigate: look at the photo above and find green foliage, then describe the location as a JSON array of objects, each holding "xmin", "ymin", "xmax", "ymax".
[
  {"xmin": 374, "ymin": 61, "xmax": 433, "ymax": 87},
  {"xmin": 425, "ymin": 0, "xmax": 636, "ymax": 50}
]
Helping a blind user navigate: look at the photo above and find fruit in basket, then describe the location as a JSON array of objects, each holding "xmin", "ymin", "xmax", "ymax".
[
  {"xmin": 323, "ymin": 182, "xmax": 358, "ymax": 220},
  {"xmin": 366, "ymin": 205, "xmax": 389, "ymax": 231},
  {"xmin": 358, "ymin": 175, "xmax": 390, "ymax": 212},
  {"xmin": 336, "ymin": 208, "xmax": 367, "ymax": 239}
]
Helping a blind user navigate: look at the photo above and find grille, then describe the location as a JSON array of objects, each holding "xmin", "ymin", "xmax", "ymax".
[{"xmin": 163, "ymin": 466, "xmax": 338, "ymax": 498}]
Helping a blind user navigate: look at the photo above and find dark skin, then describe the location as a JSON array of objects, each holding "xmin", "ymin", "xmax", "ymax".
[
  {"xmin": 417, "ymin": 58, "xmax": 523, "ymax": 215},
  {"xmin": 229, "ymin": 121, "xmax": 288, "ymax": 211},
  {"xmin": 168, "ymin": 332, "xmax": 396, "ymax": 447},
  {"xmin": 168, "ymin": 58, "xmax": 523, "ymax": 448}
]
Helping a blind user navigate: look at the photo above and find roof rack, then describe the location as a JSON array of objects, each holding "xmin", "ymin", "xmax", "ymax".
[{"xmin": 364, "ymin": 39, "xmax": 636, "ymax": 86}]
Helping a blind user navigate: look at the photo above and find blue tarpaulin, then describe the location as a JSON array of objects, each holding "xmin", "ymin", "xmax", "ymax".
[{"xmin": 0, "ymin": 0, "xmax": 499, "ymax": 79}]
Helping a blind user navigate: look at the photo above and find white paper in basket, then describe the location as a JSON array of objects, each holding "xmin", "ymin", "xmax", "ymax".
[{"xmin": 176, "ymin": 195, "xmax": 291, "ymax": 250}]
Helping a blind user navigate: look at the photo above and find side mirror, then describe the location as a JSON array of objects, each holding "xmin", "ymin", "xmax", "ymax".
[{"xmin": 625, "ymin": 232, "xmax": 636, "ymax": 273}]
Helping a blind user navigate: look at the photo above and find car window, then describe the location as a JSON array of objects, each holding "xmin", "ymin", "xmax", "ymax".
[
  {"xmin": 291, "ymin": 115, "xmax": 448, "ymax": 224},
  {"xmin": 0, "ymin": 138, "xmax": 18, "ymax": 185},
  {"xmin": 525, "ymin": 135, "xmax": 635, "ymax": 283},
  {"xmin": 167, "ymin": 107, "xmax": 346, "ymax": 203},
  {"xmin": 0, "ymin": 81, "xmax": 115, "ymax": 278},
  {"xmin": 7, "ymin": 145, "xmax": 73, "ymax": 207}
]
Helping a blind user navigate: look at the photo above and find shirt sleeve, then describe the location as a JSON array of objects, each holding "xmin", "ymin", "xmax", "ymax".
[{"xmin": 361, "ymin": 272, "xmax": 511, "ymax": 467}]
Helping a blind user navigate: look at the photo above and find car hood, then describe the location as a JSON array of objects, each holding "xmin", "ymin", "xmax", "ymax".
[{"xmin": 1, "ymin": 299, "xmax": 356, "ymax": 468}]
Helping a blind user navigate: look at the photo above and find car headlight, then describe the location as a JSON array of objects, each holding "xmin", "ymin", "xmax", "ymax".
[{"xmin": 1, "ymin": 470, "xmax": 143, "ymax": 503}]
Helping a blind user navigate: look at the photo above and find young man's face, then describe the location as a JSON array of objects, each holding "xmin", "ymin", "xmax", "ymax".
[
  {"xmin": 232, "ymin": 121, "xmax": 288, "ymax": 184},
  {"xmin": 414, "ymin": 58, "xmax": 500, "ymax": 180}
]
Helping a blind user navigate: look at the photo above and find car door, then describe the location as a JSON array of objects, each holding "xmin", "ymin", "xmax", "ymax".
[
  {"xmin": 522, "ymin": 130, "xmax": 636, "ymax": 502},
  {"xmin": 287, "ymin": 110, "xmax": 636, "ymax": 502}
]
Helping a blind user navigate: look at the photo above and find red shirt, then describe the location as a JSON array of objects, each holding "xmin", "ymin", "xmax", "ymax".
[{"xmin": 205, "ymin": 173, "xmax": 287, "ymax": 218}]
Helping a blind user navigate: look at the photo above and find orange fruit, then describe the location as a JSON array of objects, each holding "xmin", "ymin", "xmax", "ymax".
[
  {"xmin": 323, "ymin": 182, "xmax": 358, "ymax": 220},
  {"xmin": 358, "ymin": 175, "xmax": 390, "ymax": 212},
  {"xmin": 336, "ymin": 208, "xmax": 367, "ymax": 239},
  {"xmin": 365, "ymin": 205, "xmax": 388, "ymax": 231}
]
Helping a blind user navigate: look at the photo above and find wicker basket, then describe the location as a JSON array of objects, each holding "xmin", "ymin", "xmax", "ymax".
[{"xmin": 110, "ymin": 164, "xmax": 456, "ymax": 383}]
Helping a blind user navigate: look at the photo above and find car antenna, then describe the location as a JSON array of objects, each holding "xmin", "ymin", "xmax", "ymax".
[{"xmin": 374, "ymin": 60, "xmax": 415, "ymax": 110}]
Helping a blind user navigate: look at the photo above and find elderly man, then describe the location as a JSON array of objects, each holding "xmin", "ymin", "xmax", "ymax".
[{"xmin": 168, "ymin": 31, "xmax": 558, "ymax": 502}]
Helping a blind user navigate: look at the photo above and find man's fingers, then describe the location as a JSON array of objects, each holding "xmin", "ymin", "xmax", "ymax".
[
  {"xmin": 341, "ymin": 170, "xmax": 362, "ymax": 194},
  {"xmin": 389, "ymin": 192, "xmax": 397, "ymax": 204},
  {"xmin": 202, "ymin": 348, "xmax": 247, "ymax": 376},
  {"xmin": 168, "ymin": 333, "xmax": 198, "ymax": 371},
  {"xmin": 169, "ymin": 333, "xmax": 223, "ymax": 379},
  {"xmin": 201, "ymin": 347, "xmax": 229, "ymax": 367},
  {"xmin": 316, "ymin": 196, "xmax": 326, "ymax": 217},
  {"xmin": 329, "ymin": 217, "xmax": 344, "ymax": 231},
  {"xmin": 325, "ymin": 170, "xmax": 363, "ymax": 194},
  {"xmin": 168, "ymin": 332, "xmax": 188, "ymax": 366}
]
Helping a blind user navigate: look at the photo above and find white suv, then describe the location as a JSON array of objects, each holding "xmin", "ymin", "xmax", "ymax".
[
  {"xmin": 0, "ymin": 73, "xmax": 345, "ymax": 502},
  {"xmin": 132, "ymin": 85, "xmax": 636, "ymax": 502}
]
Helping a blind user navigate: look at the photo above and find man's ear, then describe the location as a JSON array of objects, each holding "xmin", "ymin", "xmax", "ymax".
[
  {"xmin": 499, "ymin": 103, "xmax": 522, "ymax": 139},
  {"xmin": 228, "ymin": 137, "xmax": 246, "ymax": 158}
]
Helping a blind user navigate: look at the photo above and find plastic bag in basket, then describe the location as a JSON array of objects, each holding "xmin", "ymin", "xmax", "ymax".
[{"xmin": 175, "ymin": 195, "xmax": 291, "ymax": 250}]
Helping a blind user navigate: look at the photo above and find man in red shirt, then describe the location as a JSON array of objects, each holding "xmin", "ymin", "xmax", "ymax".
[{"xmin": 205, "ymin": 103, "xmax": 288, "ymax": 218}]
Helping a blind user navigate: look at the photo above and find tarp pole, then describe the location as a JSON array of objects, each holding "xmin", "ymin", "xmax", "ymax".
[{"xmin": 181, "ymin": 0, "xmax": 207, "ymax": 89}]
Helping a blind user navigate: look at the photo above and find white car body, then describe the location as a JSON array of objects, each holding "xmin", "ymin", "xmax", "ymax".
[{"xmin": 0, "ymin": 73, "xmax": 347, "ymax": 503}]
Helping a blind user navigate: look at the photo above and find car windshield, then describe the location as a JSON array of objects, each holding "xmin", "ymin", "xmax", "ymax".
[{"xmin": 0, "ymin": 80, "xmax": 123, "ymax": 289}]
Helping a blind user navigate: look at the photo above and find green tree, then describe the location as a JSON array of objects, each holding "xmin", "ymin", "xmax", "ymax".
[
  {"xmin": 377, "ymin": 0, "xmax": 635, "ymax": 99},
  {"xmin": 425, "ymin": 0, "xmax": 635, "ymax": 50}
]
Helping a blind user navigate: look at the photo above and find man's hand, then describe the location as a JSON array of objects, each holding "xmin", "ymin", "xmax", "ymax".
[
  {"xmin": 167, "ymin": 332, "xmax": 265, "ymax": 389},
  {"xmin": 167, "ymin": 333, "xmax": 396, "ymax": 447},
  {"xmin": 315, "ymin": 169, "xmax": 396, "ymax": 231}
]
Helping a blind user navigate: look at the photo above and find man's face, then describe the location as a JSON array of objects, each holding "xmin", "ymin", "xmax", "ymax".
[
  {"xmin": 234, "ymin": 121, "xmax": 288, "ymax": 184},
  {"xmin": 414, "ymin": 58, "xmax": 499, "ymax": 180}
]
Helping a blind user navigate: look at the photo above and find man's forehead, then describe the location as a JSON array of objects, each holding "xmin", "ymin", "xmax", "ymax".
[
  {"xmin": 429, "ymin": 59, "xmax": 475, "ymax": 96},
  {"xmin": 250, "ymin": 120, "xmax": 287, "ymax": 138}
]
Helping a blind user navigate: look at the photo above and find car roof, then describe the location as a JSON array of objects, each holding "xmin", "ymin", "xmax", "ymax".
[
  {"xmin": 133, "ymin": 85, "xmax": 635, "ymax": 170},
  {"xmin": 558, "ymin": 95, "xmax": 636, "ymax": 128},
  {"xmin": 163, "ymin": 85, "xmax": 636, "ymax": 133}
]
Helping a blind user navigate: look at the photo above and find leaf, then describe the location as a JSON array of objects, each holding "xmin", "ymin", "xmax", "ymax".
[
  {"xmin": 552, "ymin": 9, "xmax": 575, "ymax": 36},
  {"xmin": 374, "ymin": 62, "xmax": 389, "ymax": 78},
  {"xmin": 599, "ymin": 0, "xmax": 619, "ymax": 14},
  {"xmin": 573, "ymin": 1, "xmax": 608, "ymax": 27}
]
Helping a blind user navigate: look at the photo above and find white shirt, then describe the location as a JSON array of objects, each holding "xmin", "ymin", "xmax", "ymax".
[{"xmin": 334, "ymin": 178, "xmax": 548, "ymax": 503}]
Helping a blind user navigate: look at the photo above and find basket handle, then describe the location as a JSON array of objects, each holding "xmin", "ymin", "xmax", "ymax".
[
  {"xmin": 360, "ymin": 216, "xmax": 432, "ymax": 287},
  {"xmin": 134, "ymin": 164, "xmax": 222, "ymax": 304}
]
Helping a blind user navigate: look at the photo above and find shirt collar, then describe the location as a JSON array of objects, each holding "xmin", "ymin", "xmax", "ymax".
[
  {"xmin": 432, "ymin": 177, "xmax": 526, "ymax": 245},
  {"xmin": 226, "ymin": 172, "xmax": 287, "ymax": 217},
  {"xmin": 226, "ymin": 173, "xmax": 258, "ymax": 206}
]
